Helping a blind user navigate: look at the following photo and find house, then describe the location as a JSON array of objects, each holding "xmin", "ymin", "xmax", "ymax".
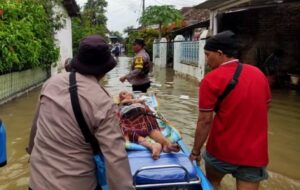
[
  {"xmin": 181, "ymin": 6, "xmax": 210, "ymax": 26},
  {"xmin": 170, "ymin": 7, "xmax": 210, "ymax": 40},
  {"xmin": 109, "ymin": 36, "xmax": 122, "ymax": 44},
  {"xmin": 52, "ymin": 0, "xmax": 80, "ymax": 75},
  {"xmin": 171, "ymin": 20, "xmax": 209, "ymax": 41},
  {"xmin": 195, "ymin": 0, "xmax": 300, "ymax": 87}
]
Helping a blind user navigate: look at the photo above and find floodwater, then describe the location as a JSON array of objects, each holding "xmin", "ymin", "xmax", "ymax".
[{"xmin": 0, "ymin": 57, "xmax": 299, "ymax": 189}]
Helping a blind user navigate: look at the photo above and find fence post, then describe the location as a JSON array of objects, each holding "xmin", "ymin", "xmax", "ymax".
[
  {"xmin": 153, "ymin": 39, "xmax": 160, "ymax": 66},
  {"xmin": 159, "ymin": 38, "xmax": 167, "ymax": 67},
  {"xmin": 152, "ymin": 39, "xmax": 156, "ymax": 63},
  {"xmin": 198, "ymin": 40, "xmax": 205, "ymax": 81},
  {"xmin": 173, "ymin": 35, "xmax": 185, "ymax": 70},
  {"xmin": 198, "ymin": 30, "xmax": 209, "ymax": 81}
]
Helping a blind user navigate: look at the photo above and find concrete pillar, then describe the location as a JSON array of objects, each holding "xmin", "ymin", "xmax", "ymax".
[
  {"xmin": 173, "ymin": 35, "xmax": 185, "ymax": 70},
  {"xmin": 198, "ymin": 40, "xmax": 206, "ymax": 81},
  {"xmin": 213, "ymin": 11, "xmax": 218, "ymax": 35},
  {"xmin": 159, "ymin": 38, "xmax": 167, "ymax": 67},
  {"xmin": 152, "ymin": 39, "xmax": 157, "ymax": 63},
  {"xmin": 198, "ymin": 30, "xmax": 209, "ymax": 81}
]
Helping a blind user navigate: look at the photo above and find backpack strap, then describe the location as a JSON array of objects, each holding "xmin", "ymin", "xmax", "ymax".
[
  {"xmin": 214, "ymin": 62, "xmax": 243, "ymax": 112},
  {"xmin": 69, "ymin": 72, "xmax": 101, "ymax": 155}
]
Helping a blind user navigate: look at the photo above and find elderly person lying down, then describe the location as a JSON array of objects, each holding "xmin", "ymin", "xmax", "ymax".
[{"xmin": 119, "ymin": 91, "xmax": 180, "ymax": 160}]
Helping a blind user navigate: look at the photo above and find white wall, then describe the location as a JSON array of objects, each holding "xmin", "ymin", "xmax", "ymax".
[
  {"xmin": 51, "ymin": 5, "xmax": 73, "ymax": 75},
  {"xmin": 155, "ymin": 38, "xmax": 167, "ymax": 67},
  {"xmin": 173, "ymin": 35, "xmax": 206, "ymax": 81},
  {"xmin": 153, "ymin": 39, "xmax": 160, "ymax": 67},
  {"xmin": 152, "ymin": 33, "xmax": 207, "ymax": 81}
]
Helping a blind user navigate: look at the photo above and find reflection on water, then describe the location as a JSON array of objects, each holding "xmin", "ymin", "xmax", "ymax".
[
  {"xmin": 0, "ymin": 57, "xmax": 299, "ymax": 189},
  {"xmin": 0, "ymin": 87, "xmax": 39, "ymax": 190}
]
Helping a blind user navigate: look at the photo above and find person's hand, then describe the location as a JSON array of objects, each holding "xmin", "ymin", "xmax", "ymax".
[
  {"xmin": 135, "ymin": 99, "xmax": 145, "ymax": 104},
  {"xmin": 189, "ymin": 151, "xmax": 202, "ymax": 164},
  {"xmin": 119, "ymin": 76, "xmax": 126, "ymax": 83}
]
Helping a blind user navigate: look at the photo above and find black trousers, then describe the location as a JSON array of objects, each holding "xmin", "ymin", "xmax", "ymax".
[{"xmin": 132, "ymin": 82, "xmax": 151, "ymax": 93}]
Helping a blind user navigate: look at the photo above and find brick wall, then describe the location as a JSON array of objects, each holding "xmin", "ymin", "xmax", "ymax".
[{"xmin": 221, "ymin": 3, "xmax": 300, "ymax": 76}]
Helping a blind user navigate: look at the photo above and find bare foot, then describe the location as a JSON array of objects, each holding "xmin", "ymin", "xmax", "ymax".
[
  {"xmin": 163, "ymin": 143, "xmax": 180, "ymax": 153},
  {"xmin": 151, "ymin": 143, "xmax": 162, "ymax": 160}
]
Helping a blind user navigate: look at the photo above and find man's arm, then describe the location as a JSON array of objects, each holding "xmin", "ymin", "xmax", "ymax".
[
  {"xmin": 120, "ymin": 55, "xmax": 145, "ymax": 82},
  {"xmin": 120, "ymin": 69, "xmax": 142, "ymax": 82},
  {"xmin": 120, "ymin": 98, "xmax": 144, "ymax": 105},
  {"xmin": 26, "ymin": 102, "xmax": 41, "ymax": 154},
  {"xmin": 189, "ymin": 111, "xmax": 213, "ymax": 161}
]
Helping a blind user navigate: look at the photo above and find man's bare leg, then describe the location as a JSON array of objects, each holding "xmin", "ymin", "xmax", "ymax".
[
  {"xmin": 236, "ymin": 180, "xmax": 259, "ymax": 190},
  {"xmin": 205, "ymin": 162, "xmax": 226, "ymax": 190},
  {"xmin": 149, "ymin": 130, "xmax": 180, "ymax": 153}
]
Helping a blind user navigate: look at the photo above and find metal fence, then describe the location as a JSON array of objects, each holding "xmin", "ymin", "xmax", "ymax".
[
  {"xmin": 0, "ymin": 68, "xmax": 48, "ymax": 103},
  {"xmin": 180, "ymin": 41, "xmax": 199, "ymax": 66}
]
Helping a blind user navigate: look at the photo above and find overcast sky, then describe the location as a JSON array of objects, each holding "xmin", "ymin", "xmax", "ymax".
[{"xmin": 76, "ymin": 0, "xmax": 205, "ymax": 33}]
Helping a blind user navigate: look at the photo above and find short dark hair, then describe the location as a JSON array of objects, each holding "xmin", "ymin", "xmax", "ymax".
[{"xmin": 133, "ymin": 38, "xmax": 145, "ymax": 47}]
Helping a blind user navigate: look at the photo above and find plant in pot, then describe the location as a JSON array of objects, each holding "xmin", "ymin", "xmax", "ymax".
[
  {"xmin": 257, "ymin": 49, "xmax": 281, "ymax": 87},
  {"xmin": 288, "ymin": 63, "xmax": 300, "ymax": 86}
]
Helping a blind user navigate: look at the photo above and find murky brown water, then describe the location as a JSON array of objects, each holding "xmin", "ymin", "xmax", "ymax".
[{"xmin": 0, "ymin": 57, "xmax": 299, "ymax": 189}]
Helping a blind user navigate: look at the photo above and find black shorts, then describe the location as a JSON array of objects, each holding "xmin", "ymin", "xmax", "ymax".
[
  {"xmin": 203, "ymin": 150, "xmax": 268, "ymax": 182},
  {"xmin": 132, "ymin": 82, "xmax": 151, "ymax": 93}
]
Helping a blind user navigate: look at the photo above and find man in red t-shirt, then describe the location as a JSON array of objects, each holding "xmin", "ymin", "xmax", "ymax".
[{"xmin": 189, "ymin": 31, "xmax": 271, "ymax": 190}]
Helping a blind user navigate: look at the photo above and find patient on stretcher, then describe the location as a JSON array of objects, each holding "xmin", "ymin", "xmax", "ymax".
[{"xmin": 119, "ymin": 91, "xmax": 180, "ymax": 160}]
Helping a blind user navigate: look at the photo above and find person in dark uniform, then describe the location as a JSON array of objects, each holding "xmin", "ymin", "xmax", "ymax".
[{"xmin": 120, "ymin": 38, "xmax": 152, "ymax": 93}]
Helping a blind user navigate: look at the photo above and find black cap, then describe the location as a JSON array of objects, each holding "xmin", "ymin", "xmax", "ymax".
[
  {"xmin": 133, "ymin": 38, "xmax": 145, "ymax": 47},
  {"xmin": 204, "ymin": 30, "xmax": 238, "ymax": 57}
]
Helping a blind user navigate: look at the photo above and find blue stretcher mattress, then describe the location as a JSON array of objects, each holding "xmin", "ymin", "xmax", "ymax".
[{"xmin": 128, "ymin": 150, "xmax": 198, "ymax": 185}]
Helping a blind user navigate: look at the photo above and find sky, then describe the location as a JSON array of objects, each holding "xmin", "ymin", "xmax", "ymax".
[{"xmin": 76, "ymin": 0, "xmax": 205, "ymax": 33}]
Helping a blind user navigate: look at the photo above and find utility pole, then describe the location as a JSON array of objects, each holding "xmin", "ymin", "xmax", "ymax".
[{"xmin": 142, "ymin": 0, "xmax": 145, "ymax": 16}]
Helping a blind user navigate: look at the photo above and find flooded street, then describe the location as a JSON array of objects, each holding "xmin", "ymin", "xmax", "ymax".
[{"xmin": 0, "ymin": 57, "xmax": 299, "ymax": 189}]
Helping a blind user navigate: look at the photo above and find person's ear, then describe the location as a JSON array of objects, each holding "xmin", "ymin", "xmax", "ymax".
[{"xmin": 217, "ymin": 50, "xmax": 223, "ymax": 56}]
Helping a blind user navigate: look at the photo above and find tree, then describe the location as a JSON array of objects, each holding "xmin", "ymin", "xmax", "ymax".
[
  {"xmin": 123, "ymin": 25, "xmax": 135, "ymax": 35},
  {"xmin": 139, "ymin": 5, "xmax": 183, "ymax": 39},
  {"xmin": 83, "ymin": 0, "xmax": 107, "ymax": 26},
  {"xmin": 72, "ymin": 0, "xmax": 108, "ymax": 54},
  {"xmin": 0, "ymin": 0, "xmax": 59, "ymax": 74},
  {"xmin": 110, "ymin": 31, "xmax": 123, "ymax": 41},
  {"xmin": 125, "ymin": 28, "xmax": 159, "ymax": 56}
]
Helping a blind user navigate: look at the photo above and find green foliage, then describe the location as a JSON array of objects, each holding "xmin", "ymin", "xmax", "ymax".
[
  {"xmin": 123, "ymin": 25, "xmax": 135, "ymax": 35},
  {"xmin": 83, "ymin": 0, "xmax": 107, "ymax": 26},
  {"xmin": 0, "ymin": 0, "xmax": 59, "ymax": 74},
  {"xmin": 38, "ymin": 0, "xmax": 66, "ymax": 30},
  {"xmin": 110, "ymin": 31, "xmax": 123, "ymax": 42},
  {"xmin": 72, "ymin": 17, "xmax": 107, "ymax": 55},
  {"xmin": 72, "ymin": 0, "xmax": 108, "ymax": 55},
  {"xmin": 139, "ymin": 5, "xmax": 183, "ymax": 38},
  {"xmin": 125, "ymin": 29, "xmax": 159, "ymax": 57}
]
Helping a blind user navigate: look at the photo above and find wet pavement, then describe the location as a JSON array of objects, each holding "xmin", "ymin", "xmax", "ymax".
[{"xmin": 0, "ymin": 57, "xmax": 299, "ymax": 189}]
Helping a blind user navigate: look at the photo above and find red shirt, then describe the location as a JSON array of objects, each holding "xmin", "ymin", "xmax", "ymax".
[{"xmin": 199, "ymin": 60, "xmax": 271, "ymax": 167}]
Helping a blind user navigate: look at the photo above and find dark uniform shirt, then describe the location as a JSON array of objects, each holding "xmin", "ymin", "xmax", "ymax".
[{"xmin": 126, "ymin": 49, "xmax": 152, "ymax": 85}]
